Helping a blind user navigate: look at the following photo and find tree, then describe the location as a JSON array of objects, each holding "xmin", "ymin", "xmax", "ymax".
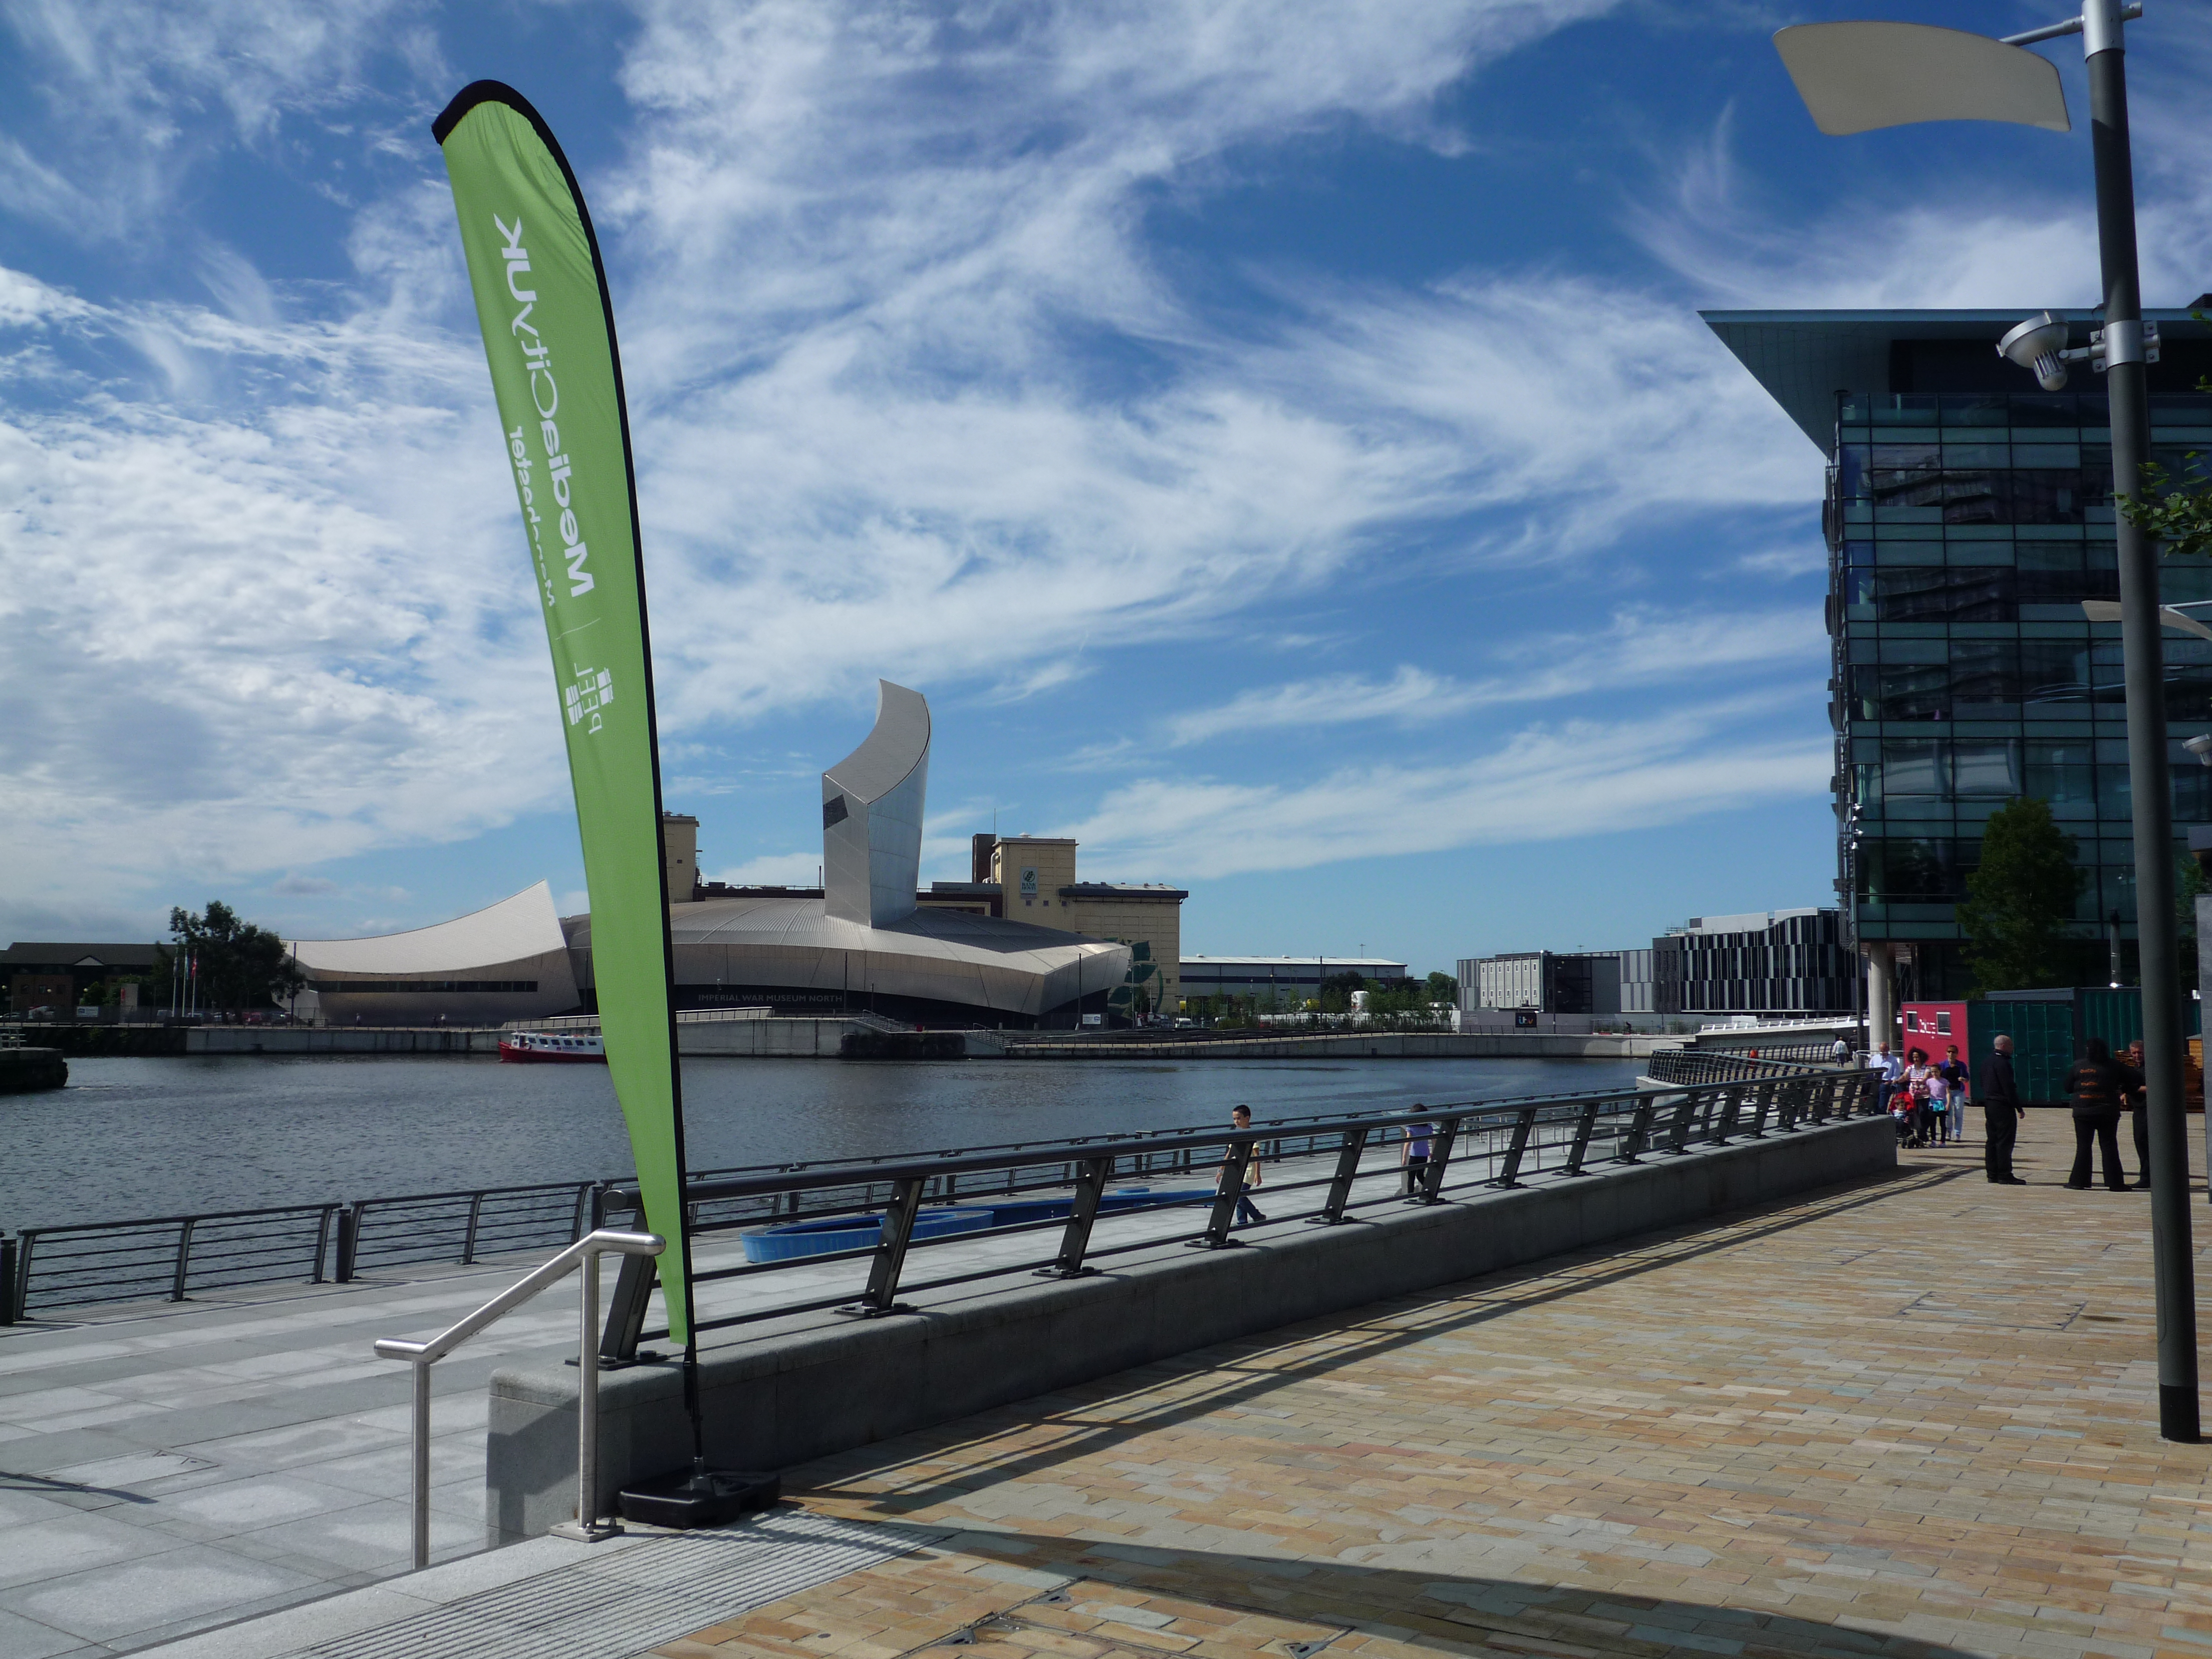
[
  {"xmin": 1425, "ymin": 971, "xmax": 1459, "ymax": 1005},
  {"xmin": 2178, "ymin": 849, "xmax": 2208, "ymax": 992},
  {"xmin": 168, "ymin": 902, "xmax": 304, "ymax": 1016},
  {"xmin": 1957, "ymin": 798, "xmax": 2084, "ymax": 995}
]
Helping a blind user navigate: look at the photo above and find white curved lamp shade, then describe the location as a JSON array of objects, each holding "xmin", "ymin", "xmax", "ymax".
[
  {"xmin": 2081, "ymin": 600, "xmax": 2212, "ymax": 642},
  {"xmin": 1774, "ymin": 22, "xmax": 2069, "ymax": 135}
]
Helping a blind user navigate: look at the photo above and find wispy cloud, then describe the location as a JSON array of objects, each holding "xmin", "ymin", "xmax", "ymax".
[
  {"xmin": 1164, "ymin": 607, "xmax": 1824, "ymax": 745},
  {"xmin": 1068, "ymin": 699, "xmax": 1833, "ymax": 881}
]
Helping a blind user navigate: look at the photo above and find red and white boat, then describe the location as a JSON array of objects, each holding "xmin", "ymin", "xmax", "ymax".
[{"xmin": 498, "ymin": 1029, "xmax": 606, "ymax": 1064}]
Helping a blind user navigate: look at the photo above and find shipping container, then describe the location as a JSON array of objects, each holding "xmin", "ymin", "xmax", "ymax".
[{"xmin": 1900, "ymin": 990, "xmax": 2203, "ymax": 1108}]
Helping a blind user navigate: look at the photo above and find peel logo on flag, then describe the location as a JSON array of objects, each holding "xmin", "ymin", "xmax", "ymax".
[{"xmin": 564, "ymin": 666, "xmax": 615, "ymax": 732}]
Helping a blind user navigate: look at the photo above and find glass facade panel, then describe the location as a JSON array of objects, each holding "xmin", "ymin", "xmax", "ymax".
[{"xmin": 1828, "ymin": 375, "xmax": 2212, "ymax": 995}]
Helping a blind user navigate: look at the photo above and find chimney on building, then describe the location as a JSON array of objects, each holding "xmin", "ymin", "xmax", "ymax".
[{"xmin": 972, "ymin": 833, "xmax": 997, "ymax": 885}]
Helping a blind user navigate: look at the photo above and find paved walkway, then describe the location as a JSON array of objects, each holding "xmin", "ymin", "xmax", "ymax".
[
  {"xmin": 0, "ymin": 1148, "xmax": 1366, "ymax": 1656},
  {"xmin": 636, "ymin": 1112, "xmax": 2212, "ymax": 1659}
]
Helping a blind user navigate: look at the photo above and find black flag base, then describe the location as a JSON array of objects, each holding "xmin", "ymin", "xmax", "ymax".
[{"xmin": 617, "ymin": 1465, "xmax": 780, "ymax": 1528}]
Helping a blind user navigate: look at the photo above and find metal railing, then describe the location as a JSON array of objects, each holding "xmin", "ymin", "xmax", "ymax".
[
  {"xmin": 1, "ymin": 1071, "xmax": 1881, "ymax": 1325},
  {"xmin": 1646, "ymin": 1048, "xmax": 1838, "ymax": 1085},
  {"xmin": 337, "ymin": 1181, "xmax": 602, "ymax": 1279},
  {"xmin": 1695, "ymin": 1040, "xmax": 1854, "ymax": 1064},
  {"xmin": 590, "ymin": 1069, "xmax": 1882, "ymax": 1354},
  {"xmin": 9, "ymin": 1203, "xmax": 340, "ymax": 1319},
  {"xmin": 374, "ymin": 1228, "xmax": 663, "ymax": 1570},
  {"xmin": 1695, "ymin": 1016, "xmax": 1863, "ymax": 1036}
]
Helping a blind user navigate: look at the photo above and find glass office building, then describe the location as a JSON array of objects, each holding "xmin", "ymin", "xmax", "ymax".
[{"xmin": 1708, "ymin": 310, "xmax": 2212, "ymax": 999}]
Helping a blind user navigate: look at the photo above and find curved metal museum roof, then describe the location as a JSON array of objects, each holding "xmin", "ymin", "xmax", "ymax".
[
  {"xmin": 287, "ymin": 881, "xmax": 569, "ymax": 975},
  {"xmin": 570, "ymin": 894, "xmax": 1129, "ymax": 1019}
]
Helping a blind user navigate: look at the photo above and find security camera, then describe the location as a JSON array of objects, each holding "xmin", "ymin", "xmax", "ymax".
[
  {"xmin": 1998, "ymin": 312, "xmax": 2072, "ymax": 391},
  {"xmin": 2187, "ymin": 734, "xmax": 2212, "ymax": 767}
]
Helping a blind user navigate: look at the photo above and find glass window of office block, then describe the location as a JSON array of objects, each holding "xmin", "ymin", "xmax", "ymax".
[
  {"xmin": 2026, "ymin": 740, "xmax": 2095, "ymax": 814},
  {"xmin": 1951, "ymin": 639, "xmax": 2017, "ymax": 709},
  {"xmin": 1883, "ymin": 740, "xmax": 1947, "ymax": 795},
  {"xmin": 1953, "ymin": 739, "xmax": 2020, "ymax": 795},
  {"xmin": 2020, "ymin": 638, "xmax": 2092, "ymax": 705}
]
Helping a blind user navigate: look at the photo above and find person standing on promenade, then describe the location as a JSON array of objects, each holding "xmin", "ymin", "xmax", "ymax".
[
  {"xmin": 1924, "ymin": 1055, "xmax": 1951, "ymax": 1145},
  {"xmin": 2063, "ymin": 1037, "xmax": 2131, "ymax": 1191},
  {"xmin": 1870, "ymin": 1041, "xmax": 1900, "ymax": 1090},
  {"xmin": 1939, "ymin": 1044, "xmax": 1971, "ymax": 1144},
  {"xmin": 1831, "ymin": 1035, "xmax": 1851, "ymax": 1065},
  {"xmin": 2122, "ymin": 1038, "xmax": 2153, "ymax": 1190},
  {"xmin": 1978, "ymin": 1034, "xmax": 2026, "ymax": 1183},
  {"xmin": 1220, "ymin": 1104, "xmax": 1266, "ymax": 1226},
  {"xmin": 1400, "ymin": 1110, "xmax": 1433, "ymax": 1198}
]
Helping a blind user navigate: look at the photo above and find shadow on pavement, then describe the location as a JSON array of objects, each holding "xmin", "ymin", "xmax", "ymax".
[
  {"xmin": 842, "ymin": 1520, "xmax": 1981, "ymax": 1659},
  {"xmin": 797, "ymin": 1163, "xmax": 1970, "ymax": 1512}
]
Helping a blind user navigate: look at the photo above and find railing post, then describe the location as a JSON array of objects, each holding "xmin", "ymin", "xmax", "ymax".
[
  {"xmin": 1038, "ymin": 1156, "xmax": 1111, "ymax": 1276},
  {"xmin": 576, "ymin": 1251, "xmax": 608, "ymax": 1536},
  {"xmin": 571, "ymin": 1183, "xmax": 594, "ymax": 1242},
  {"xmin": 409, "ymin": 1360, "xmax": 431, "ymax": 1570},
  {"xmin": 843, "ymin": 1178, "xmax": 926, "ymax": 1315},
  {"xmin": 1563, "ymin": 1099, "xmax": 1603, "ymax": 1175},
  {"xmin": 1712, "ymin": 1087, "xmax": 1741, "ymax": 1145},
  {"xmin": 462, "ymin": 1192, "xmax": 485, "ymax": 1265},
  {"xmin": 1665, "ymin": 1092, "xmax": 1699, "ymax": 1155},
  {"xmin": 171, "ymin": 1219, "xmax": 195, "ymax": 1302},
  {"xmin": 1808, "ymin": 1077, "xmax": 1835, "ymax": 1124},
  {"xmin": 1309, "ymin": 1128, "xmax": 1370, "ymax": 1225},
  {"xmin": 0, "ymin": 1238, "xmax": 13, "ymax": 1325},
  {"xmin": 337, "ymin": 1203, "xmax": 363, "ymax": 1282},
  {"xmin": 1776, "ymin": 1080, "xmax": 1803, "ymax": 1134},
  {"xmin": 1619, "ymin": 1095, "xmax": 1659, "ymax": 1163},
  {"xmin": 1492, "ymin": 1107, "xmax": 1538, "ymax": 1188},
  {"xmin": 1418, "ymin": 1116, "xmax": 1463, "ymax": 1202},
  {"xmin": 1190, "ymin": 1138, "xmax": 1257, "ymax": 1247},
  {"xmin": 1746, "ymin": 1082, "xmax": 1774, "ymax": 1139},
  {"xmin": 600, "ymin": 1252, "xmax": 657, "ymax": 1360},
  {"xmin": 311, "ymin": 1204, "xmax": 335, "ymax": 1285},
  {"xmin": 12, "ymin": 1232, "xmax": 33, "ymax": 1322}
]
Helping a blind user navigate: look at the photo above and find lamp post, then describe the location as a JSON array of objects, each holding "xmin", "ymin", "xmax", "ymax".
[{"xmin": 1777, "ymin": 0, "xmax": 2198, "ymax": 1442}]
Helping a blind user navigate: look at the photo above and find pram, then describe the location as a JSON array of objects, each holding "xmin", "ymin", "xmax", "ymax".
[{"xmin": 1890, "ymin": 1087, "xmax": 1928, "ymax": 1147}]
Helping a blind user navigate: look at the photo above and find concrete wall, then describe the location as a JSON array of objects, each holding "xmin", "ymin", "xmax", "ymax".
[
  {"xmin": 0, "ymin": 1046, "xmax": 67, "ymax": 1091},
  {"xmin": 485, "ymin": 1113, "xmax": 1894, "ymax": 1542}
]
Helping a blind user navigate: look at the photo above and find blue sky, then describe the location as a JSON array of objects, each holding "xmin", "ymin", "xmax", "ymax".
[{"xmin": 5, "ymin": 0, "xmax": 2209, "ymax": 977}]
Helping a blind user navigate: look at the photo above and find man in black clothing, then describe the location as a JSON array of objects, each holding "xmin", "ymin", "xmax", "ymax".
[
  {"xmin": 2123, "ymin": 1039, "xmax": 2152, "ymax": 1190},
  {"xmin": 1978, "ymin": 1034, "xmax": 2027, "ymax": 1184},
  {"xmin": 2063, "ymin": 1036, "xmax": 2134, "ymax": 1191}
]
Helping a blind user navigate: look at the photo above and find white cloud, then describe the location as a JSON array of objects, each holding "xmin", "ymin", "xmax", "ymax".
[
  {"xmin": 708, "ymin": 851, "xmax": 820, "ymax": 887},
  {"xmin": 0, "ymin": 0, "xmax": 441, "ymax": 240},
  {"xmin": 0, "ymin": 272, "xmax": 569, "ymax": 922},
  {"xmin": 1633, "ymin": 86, "xmax": 2212, "ymax": 314},
  {"xmin": 1067, "ymin": 699, "xmax": 1833, "ymax": 881},
  {"xmin": 1165, "ymin": 607, "xmax": 1825, "ymax": 745}
]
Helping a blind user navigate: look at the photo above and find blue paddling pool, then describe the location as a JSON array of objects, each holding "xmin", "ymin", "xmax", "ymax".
[{"xmin": 739, "ymin": 1187, "xmax": 1212, "ymax": 1263}]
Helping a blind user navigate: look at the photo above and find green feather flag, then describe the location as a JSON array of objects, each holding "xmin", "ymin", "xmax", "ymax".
[{"xmin": 433, "ymin": 81, "xmax": 694, "ymax": 1346}]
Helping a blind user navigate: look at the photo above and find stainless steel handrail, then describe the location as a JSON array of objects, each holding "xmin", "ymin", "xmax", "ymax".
[{"xmin": 373, "ymin": 1227, "xmax": 662, "ymax": 1570}]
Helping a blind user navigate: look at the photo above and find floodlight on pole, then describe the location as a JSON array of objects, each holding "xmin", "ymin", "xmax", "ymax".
[
  {"xmin": 1999, "ymin": 312, "xmax": 2074, "ymax": 390},
  {"xmin": 1774, "ymin": 0, "xmax": 2200, "ymax": 1445}
]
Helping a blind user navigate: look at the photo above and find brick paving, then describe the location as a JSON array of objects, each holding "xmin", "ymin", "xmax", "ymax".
[{"xmin": 643, "ymin": 1112, "xmax": 2212, "ymax": 1659}]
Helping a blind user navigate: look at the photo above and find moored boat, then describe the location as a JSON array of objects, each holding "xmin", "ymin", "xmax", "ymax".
[{"xmin": 497, "ymin": 1029, "xmax": 606, "ymax": 1064}]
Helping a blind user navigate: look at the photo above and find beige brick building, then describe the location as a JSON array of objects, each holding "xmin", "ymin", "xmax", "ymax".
[{"xmin": 917, "ymin": 834, "xmax": 1186, "ymax": 1016}]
